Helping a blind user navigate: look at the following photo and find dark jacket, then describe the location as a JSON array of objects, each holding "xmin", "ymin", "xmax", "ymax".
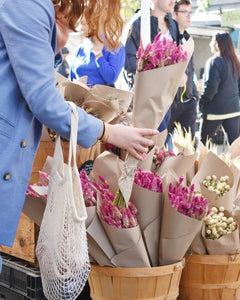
[
  {"xmin": 200, "ymin": 56, "xmax": 240, "ymax": 115},
  {"xmin": 174, "ymin": 31, "xmax": 198, "ymax": 102},
  {"xmin": 124, "ymin": 13, "xmax": 180, "ymax": 75}
]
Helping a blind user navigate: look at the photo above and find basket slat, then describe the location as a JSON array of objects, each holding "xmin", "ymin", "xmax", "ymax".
[
  {"xmin": 179, "ymin": 254, "xmax": 240, "ymax": 300},
  {"xmin": 89, "ymin": 262, "xmax": 184, "ymax": 300}
]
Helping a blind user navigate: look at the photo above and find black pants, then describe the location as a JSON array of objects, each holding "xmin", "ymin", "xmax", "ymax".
[
  {"xmin": 200, "ymin": 115, "xmax": 240, "ymax": 145},
  {"xmin": 167, "ymin": 98, "xmax": 197, "ymax": 139},
  {"xmin": 77, "ymin": 281, "xmax": 92, "ymax": 300}
]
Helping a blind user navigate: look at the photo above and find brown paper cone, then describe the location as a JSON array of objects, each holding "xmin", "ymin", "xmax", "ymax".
[
  {"xmin": 188, "ymin": 227, "xmax": 207, "ymax": 255},
  {"xmin": 101, "ymin": 220, "xmax": 151, "ymax": 267},
  {"xmin": 202, "ymin": 214, "xmax": 240, "ymax": 255},
  {"xmin": 86, "ymin": 207, "xmax": 116, "ymax": 267},
  {"xmin": 130, "ymin": 183, "xmax": 163, "ymax": 266},
  {"xmin": 159, "ymin": 194, "xmax": 203, "ymax": 265},
  {"xmin": 90, "ymin": 84, "xmax": 133, "ymax": 115},
  {"xmin": 132, "ymin": 38, "xmax": 194, "ymax": 130},
  {"xmin": 192, "ymin": 151, "xmax": 234, "ymax": 212},
  {"xmin": 155, "ymin": 153, "xmax": 197, "ymax": 178},
  {"xmin": 90, "ymin": 151, "xmax": 123, "ymax": 194},
  {"xmin": 159, "ymin": 170, "xmax": 203, "ymax": 265},
  {"xmin": 83, "ymin": 99, "xmax": 120, "ymax": 123}
]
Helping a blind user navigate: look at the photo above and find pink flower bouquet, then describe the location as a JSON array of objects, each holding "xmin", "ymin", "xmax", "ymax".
[
  {"xmin": 130, "ymin": 168, "xmax": 164, "ymax": 266},
  {"xmin": 118, "ymin": 34, "xmax": 194, "ymax": 206},
  {"xmin": 159, "ymin": 172, "xmax": 209, "ymax": 265}
]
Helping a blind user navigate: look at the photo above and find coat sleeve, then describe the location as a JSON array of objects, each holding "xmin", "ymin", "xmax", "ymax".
[
  {"xmin": 0, "ymin": 0, "xmax": 102, "ymax": 148},
  {"xmin": 124, "ymin": 20, "xmax": 140, "ymax": 75},
  {"xmin": 96, "ymin": 44, "xmax": 125, "ymax": 85}
]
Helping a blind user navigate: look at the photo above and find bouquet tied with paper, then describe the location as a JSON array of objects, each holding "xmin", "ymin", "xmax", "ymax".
[{"xmin": 118, "ymin": 32, "xmax": 194, "ymax": 206}]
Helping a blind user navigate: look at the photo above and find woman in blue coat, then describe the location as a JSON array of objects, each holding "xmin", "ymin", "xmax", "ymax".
[
  {"xmin": 200, "ymin": 32, "xmax": 240, "ymax": 145},
  {"xmin": 0, "ymin": 0, "xmax": 158, "ymax": 272}
]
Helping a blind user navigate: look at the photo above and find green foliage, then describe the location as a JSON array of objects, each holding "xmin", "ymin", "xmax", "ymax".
[
  {"xmin": 197, "ymin": 0, "xmax": 211, "ymax": 12},
  {"xmin": 121, "ymin": 0, "xmax": 141, "ymax": 23}
]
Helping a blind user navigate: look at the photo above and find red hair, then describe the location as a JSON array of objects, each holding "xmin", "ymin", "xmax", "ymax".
[{"xmin": 53, "ymin": 0, "xmax": 123, "ymax": 50}]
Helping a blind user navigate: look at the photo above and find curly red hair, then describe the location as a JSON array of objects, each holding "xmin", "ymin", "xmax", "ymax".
[{"xmin": 53, "ymin": 0, "xmax": 123, "ymax": 50}]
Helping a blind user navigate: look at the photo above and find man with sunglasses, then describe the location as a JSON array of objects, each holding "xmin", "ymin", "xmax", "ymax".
[{"xmin": 167, "ymin": 0, "xmax": 199, "ymax": 146}]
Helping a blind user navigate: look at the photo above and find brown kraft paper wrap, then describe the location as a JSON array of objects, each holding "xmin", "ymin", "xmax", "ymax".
[
  {"xmin": 159, "ymin": 170, "xmax": 204, "ymax": 266},
  {"xmin": 100, "ymin": 219, "xmax": 151, "ymax": 268},
  {"xmin": 191, "ymin": 151, "xmax": 234, "ymax": 212},
  {"xmin": 155, "ymin": 152, "xmax": 197, "ymax": 179},
  {"xmin": 202, "ymin": 211, "xmax": 240, "ymax": 255},
  {"xmin": 86, "ymin": 206, "xmax": 116, "ymax": 267},
  {"xmin": 130, "ymin": 182, "xmax": 164, "ymax": 266},
  {"xmin": 90, "ymin": 84, "xmax": 133, "ymax": 116},
  {"xmin": 90, "ymin": 151, "xmax": 123, "ymax": 194},
  {"xmin": 132, "ymin": 37, "xmax": 194, "ymax": 131},
  {"xmin": 188, "ymin": 225, "xmax": 207, "ymax": 255}
]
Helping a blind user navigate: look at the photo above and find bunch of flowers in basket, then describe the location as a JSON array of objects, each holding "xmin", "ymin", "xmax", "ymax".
[
  {"xmin": 98, "ymin": 177, "xmax": 138, "ymax": 229},
  {"xmin": 168, "ymin": 176, "xmax": 209, "ymax": 221},
  {"xmin": 201, "ymin": 206, "xmax": 240, "ymax": 255},
  {"xmin": 136, "ymin": 33, "xmax": 188, "ymax": 72},
  {"xmin": 134, "ymin": 167, "xmax": 163, "ymax": 193},
  {"xmin": 202, "ymin": 175, "xmax": 231, "ymax": 197},
  {"xmin": 153, "ymin": 147, "xmax": 177, "ymax": 169},
  {"xmin": 205, "ymin": 206, "xmax": 237, "ymax": 240},
  {"xmin": 159, "ymin": 173, "xmax": 209, "ymax": 265}
]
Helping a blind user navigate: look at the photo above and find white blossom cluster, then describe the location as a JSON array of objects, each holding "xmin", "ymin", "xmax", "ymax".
[
  {"xmin": 204, "ymin": 206, "xmax": 237, "ymax": 240},
  {"xmin": 202, "ymin": 175, "xmax": 230, "ymax": 197}
]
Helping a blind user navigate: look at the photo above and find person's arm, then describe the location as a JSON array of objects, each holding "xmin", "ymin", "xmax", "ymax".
[
  {"xmin": 0, "ymin": 0, "xmax": 103, "ymax": 148},
  {"xmin": 0, "ymin": 0, "xmax": 158, "ymax": 159},
  {"xmin": 124, "ymin": 20, "xmax": 140, "ymax": 75},
  {"xmin": 95, "ymin": 44, "xmax": 125, "ymax": 85},
  {"xmin": 200, "ymin": 59, "xmax": 220, "ymax": 106}
]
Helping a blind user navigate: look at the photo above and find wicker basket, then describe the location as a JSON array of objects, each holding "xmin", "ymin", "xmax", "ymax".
[
  {"xmin": 88, "ymin": 261, "xmax": 184, "ymax": 300},
  {"xmin": 179, "ymin": 254, "xmax": 240, "ymax": 300}
]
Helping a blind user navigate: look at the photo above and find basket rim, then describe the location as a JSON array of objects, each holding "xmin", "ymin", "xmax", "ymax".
[
  {"xmin": 90, "ymin": 259, "xmax": 184, "ymax": 277},
  {"xmin": 186, "ymin": 253, "xmax": 240, "ymax": 265}
]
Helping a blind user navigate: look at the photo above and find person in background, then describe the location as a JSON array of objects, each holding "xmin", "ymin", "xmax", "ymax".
[
  {"xmin": 69, "ymin": 16, "xmax": 125, "ymax": 87},
  {"xmin": 199, "ymin": 32, "xmax": 240, "ymax": 145},
  {"xmin": 56, "ymin": 46, "xmax": 70, "ymax": 78},
  {"xmin": 124, "ymin": 0, "xmax": 180, "ymax": 131},
  {"xmin": 167, "ymin": 0, "xmax": 198, "ymax": 145},
  {"xmin": 0, "ymin": 0, "xmax": 158, "ymax": 273}
]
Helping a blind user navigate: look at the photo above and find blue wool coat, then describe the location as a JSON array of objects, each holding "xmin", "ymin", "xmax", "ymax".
[{"xmin": 0, "ymin": 0, "xmax": 102, "ymax": 248}]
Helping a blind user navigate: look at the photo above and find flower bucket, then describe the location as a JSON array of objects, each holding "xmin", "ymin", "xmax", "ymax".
[
  {"xmin": 179, "ymin": 254, "xmax": 240, "ymax": 300},
  {"xmin": 88, "ymin": 261, "xmax": 184, "ymax": 300}
]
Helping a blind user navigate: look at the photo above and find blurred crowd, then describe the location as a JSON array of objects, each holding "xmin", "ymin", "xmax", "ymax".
[{"xmin": 57, "ymin": 0, "xmax": 240, "ymax": 151}]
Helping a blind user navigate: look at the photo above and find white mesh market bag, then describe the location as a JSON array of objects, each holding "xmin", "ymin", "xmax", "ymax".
[{"xmin": 36, "ymin": 102, "xmax": 90, "ymax": 300}]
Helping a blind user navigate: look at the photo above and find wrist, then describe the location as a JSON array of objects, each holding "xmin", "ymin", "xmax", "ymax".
[{"xmin": 98, "ymin": 122, "xmax": 109, "ymax": 143}]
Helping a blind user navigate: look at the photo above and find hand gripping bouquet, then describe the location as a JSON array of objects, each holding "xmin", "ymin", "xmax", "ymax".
[{"xmin": 118, "ymin": 33, "xmax": 194, "ymax": 206}]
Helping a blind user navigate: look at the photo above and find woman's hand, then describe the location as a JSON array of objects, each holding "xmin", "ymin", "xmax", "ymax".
[{"xmin": 104, "ymin": 124, "xmax": 159, "ymax": 160}]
